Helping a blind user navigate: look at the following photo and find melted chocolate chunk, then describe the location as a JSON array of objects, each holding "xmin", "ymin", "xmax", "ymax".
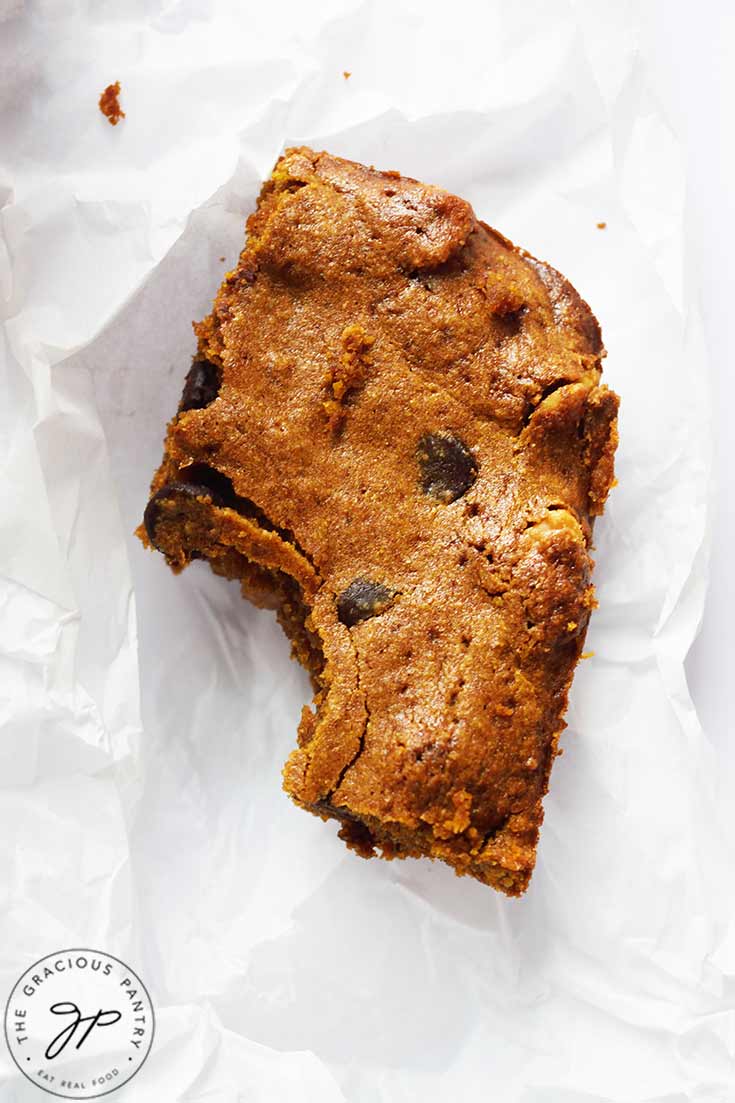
[
  {"xmin": 143, "ymin": 481, "xmax": 224, "ymax": 550},
  {"xmin": 179, "ymin": 359, "xmax": 221, "ymax": 412},
  {"xmin": 337, "ymin": 578, "xmax": 396, "ymax": 627},
  {"xmin": 417, "ymin": 432, "xmax": 478, "ymax": 503}
]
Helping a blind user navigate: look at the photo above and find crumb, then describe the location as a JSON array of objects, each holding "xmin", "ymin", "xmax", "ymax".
[
  {"xmin": 580, "ymin": 650, "xmax": 595, "ymax": 660},
  {"xmin": 343, "ymin": 71, "xmax": 351, "ymax": 80},
  {"xmin": 596, "ymin": 221, "xmax": 607, "ymax": 230},
  {"xmin": 99, "ymin": 81, "xmax": 125, "ymax": 126},
  {"xmin": 219, "ymin": 256, "xmax": 225, "ymax": 262},
  {"xmin": 485, "ymin": 272, "xmax": 525, "ymax": 316},
  {"xmin": 322, "ymin": 323, "xmax": 374, "ymax": 429}
]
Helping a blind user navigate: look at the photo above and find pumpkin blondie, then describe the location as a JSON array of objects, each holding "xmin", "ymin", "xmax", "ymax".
[{"xmin": 139, "ymin": 148, "xmax": 618, "ymax": 895}]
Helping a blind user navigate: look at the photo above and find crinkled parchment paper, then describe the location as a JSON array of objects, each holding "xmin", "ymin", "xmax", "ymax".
[{"xmin": 2, "ymin": 1, "xmax": 733, "ymax": 1099}]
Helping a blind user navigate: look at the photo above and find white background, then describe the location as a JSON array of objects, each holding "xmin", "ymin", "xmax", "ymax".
[{"xmin": 643, "ymin": 1, "xmax": 735, "ymax": 782}]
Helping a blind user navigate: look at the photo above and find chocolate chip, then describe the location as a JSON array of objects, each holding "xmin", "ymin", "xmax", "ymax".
[
  {"xmin": 417, "ymin": 432, "xmax": 478, "ymax": 503},
  {"xmin": 179, "ymin": 359, "xmax": 221, "ymax": 412},
  {"xmin": 337, "ymin": 578, "xmax": 396, "ymax": 627},
  {"xmin": 143, "ymin": 481, "xmax": 225, "ymax": 550}
]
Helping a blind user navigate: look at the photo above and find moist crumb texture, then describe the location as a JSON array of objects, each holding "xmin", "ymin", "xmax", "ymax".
[
  {"xmin": 99, "ymin": 81, "xmax": 124, "ymax": 125},
  {"xmin": 139, "ymin": 148, "xmax": 619, "ymax": 896}
]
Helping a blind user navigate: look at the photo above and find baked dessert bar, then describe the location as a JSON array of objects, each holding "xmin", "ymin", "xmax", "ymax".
[{"xmin": 139, "ymin": 148, "xmax": 619, "ymax": 895}]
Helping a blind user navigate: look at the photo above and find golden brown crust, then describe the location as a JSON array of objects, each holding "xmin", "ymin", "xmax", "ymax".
[{"xmin": 139, "ymin": 147, "xmax": 619, "ymax": 895}]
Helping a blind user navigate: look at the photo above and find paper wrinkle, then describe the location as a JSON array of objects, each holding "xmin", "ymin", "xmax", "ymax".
[{"xmin": 1, "ymin": 1, "xmax": 732, "ymax": 1100}]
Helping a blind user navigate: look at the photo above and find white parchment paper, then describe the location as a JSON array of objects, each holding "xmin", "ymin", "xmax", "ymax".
[{"xmin": 2, "ymin": 1, "xmax": 733, "ymax": 1100}]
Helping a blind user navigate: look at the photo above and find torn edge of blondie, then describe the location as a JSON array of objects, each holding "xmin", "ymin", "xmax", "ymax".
[
  {"xmin": 136, "ymin": 453, "xmax": 542, "ymax": 896},
  {"xmin": 136, "ymin": 466, "xmax": 326, "ymax": 677},
  {"xmin": 307, "ymin": 798, "xmax": 542, "ymax": 896}
]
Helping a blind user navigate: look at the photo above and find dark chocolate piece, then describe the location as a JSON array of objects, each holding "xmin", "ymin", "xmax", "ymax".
[
  {"xmin": 179, "ymin": 359, "xmax": 221, "ymax": 412},
  {"xmin": 337, "ymin": 578, "xmax": 396, "ymax": 627},
  {"xmin": 417, "ymin": 432, "xmax": 478, "ymax": 503},
  {"xmin": 143, "ymin": 481, "xmax": 224, "ymax": 550}
]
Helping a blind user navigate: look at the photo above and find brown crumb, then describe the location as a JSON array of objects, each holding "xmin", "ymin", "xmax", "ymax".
[
  {"xmin": 343, "ymin": 71, "xmax": 351, "ymax": 80},
  {"xmin": 219, "ymin": 256, "xmax": 225, "ymax": 262},
  {"xmin": 99, "ymin": 81, "xmax": 125, "ymax": 126},
  {"xmin": 596, "ymin": 221, "xmax": 607, "ymax": 230},
  {"xmin": 485, "ymin": 271, "xmax": 525, "ymax": 316},
  {"xmin": 322, "ymin": 323, "xmax": 375, "ymax": 430}
]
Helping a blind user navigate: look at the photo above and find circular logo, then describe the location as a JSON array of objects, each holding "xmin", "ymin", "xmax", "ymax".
[{"xmin": 4, "ymin": 949, "xmax": 155, "ymax": 1099}]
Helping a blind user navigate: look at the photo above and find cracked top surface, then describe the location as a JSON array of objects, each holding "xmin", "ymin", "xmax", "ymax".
[{"xmin": 146, "ymin": 147, "xmax": 619, "ymax": 893}]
